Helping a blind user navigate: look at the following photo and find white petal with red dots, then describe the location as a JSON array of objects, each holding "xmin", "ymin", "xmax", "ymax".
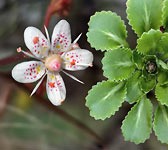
[
  {"xmin": 24, "ymin": 27, "xmax": 50, "ymax": 58},
  {"xmin": 46, "ymin": 72, "xmax": 66, "ymax": 106},
  {"xmin": 12, "ymin": 61, "xmax": 46, "ymax": 83},
  {"xmin": 51, "ymin": 20, "xmax": 71, "ymax": 54},
  {"xmin": 62, "ymin": 49, "xmax": 93, "ymax": 71}
]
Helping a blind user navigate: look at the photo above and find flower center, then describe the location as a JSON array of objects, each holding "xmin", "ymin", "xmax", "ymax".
[
  {"xmin": 45, "ymin": 54, "xmax": 62, "ymax": 72},
  {"xmin": 146, "ymin": 61, "xmax": 157, "ymax": 74}
]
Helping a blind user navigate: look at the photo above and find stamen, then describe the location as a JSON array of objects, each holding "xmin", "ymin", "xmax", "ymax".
[
  {"xmin": 44, "ymin": 26, "xmax": 50, "ymax": 45},
  {"xmin": 30, "ymin": 71, "xmax": 47, "ymax": 97},
  {"xmin": 60, "ymin": 99, "xmax": 64, "ymax": 104},
  {"xmin": 62, "ymin": 70, "xmax": 84, "ymax": 84},
  {"xmin": 67, "ymin": 33, "xmax": 82, "ymax": 51},
  {"xmin": 17, "ymin": 47, "xmax": 44, "ymax": 62},
  {"xmin": 77, "ymin": 63, "xmax": 93, "ymax": 67},
  {"xmin": 17, "ymin": 47, "xmax": 22, "ymax": 53},
  {"xmin": 73, "ymin": 33, "xmax": 82, "ymax": 45},
  {"xmin": 63, "ymin": 61, "xmax": 93, "ymax": 67}
]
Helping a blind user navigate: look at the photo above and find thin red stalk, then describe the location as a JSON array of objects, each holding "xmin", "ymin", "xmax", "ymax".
[
  {"xmin": 43, "ymin": 0, "xmax": 62, "ymax": 32},
  {"xmin": 0, "ymin": 53, "xmax": 24, "ymax": 66}
]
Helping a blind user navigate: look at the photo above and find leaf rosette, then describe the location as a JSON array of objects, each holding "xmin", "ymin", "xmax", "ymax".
[{"xmin": 86, "ymin": 0, "xmax": 168, "ymax": 145}]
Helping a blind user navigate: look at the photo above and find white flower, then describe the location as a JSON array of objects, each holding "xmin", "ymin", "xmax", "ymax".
[{"xmin": 12, "ymin": 20, "xmax": 93, "ymax": 106}]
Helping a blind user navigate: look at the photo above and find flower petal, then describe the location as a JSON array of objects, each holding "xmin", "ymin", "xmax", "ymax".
[
  {"xmin": 62, "ymin": 49, "xmax": 93, "ymax": 71},
  {"xmin": 24, "ymin": 27, "xmax": 50, "ymax": 58},
  {"xmin": 51, "ymin": 20, "xmax": 71, "ymax": 54},
  {"xmin": 46, "ymin": 72, "xmax": 66, "ymax": 106},
  {"xmin": 12, "ymin": 61, "xmax": 45, "ymax": 83}
]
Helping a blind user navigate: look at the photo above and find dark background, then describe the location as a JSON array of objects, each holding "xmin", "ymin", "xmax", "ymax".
[{"xmin": 0, "ymin": 0, "xmax": 167, "ymax": 149}]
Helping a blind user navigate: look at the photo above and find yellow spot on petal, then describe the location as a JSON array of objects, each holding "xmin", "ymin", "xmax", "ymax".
[
  {"xmin": 36, "ymin": 65, "xmax": 41, "ymax": 72},
  {"xmin": 41, "ymin": 47, "xmax": 47, "ymax": 53},
  {"xmin": 50, "ymin": 74, "xmax": 55, "ymax": 80},
  {"xmin": 56, "ymin": 45, "xmax": 60, "ymax": 49},
  {"xmin": 67, "ymin": 58, "xmax": 70, "ymax": 61}
]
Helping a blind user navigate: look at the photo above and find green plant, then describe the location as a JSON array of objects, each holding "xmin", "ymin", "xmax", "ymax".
[{"xmin": 86, "ymin": 0, "xmax": 168, "ymax": 144}]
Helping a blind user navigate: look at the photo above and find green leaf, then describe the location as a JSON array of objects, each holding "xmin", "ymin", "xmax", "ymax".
[
  {"xmin": 126, "ymin": 0, "xmax": 163, "ymax": 37},
  {"xmin": 121, "ymin": 96, "xmax": 153, "ymax": 144},
  {"xmin": 139, "ymin": 76, "xmax": 156, "ymax": 93},
  {"xmin": 126, "ymin": 71, "xmax": 144, "ymax": 104},
  {"xmin": 87, "ymin": 11, "xmax": 128, "ymax": 51},
  {"xmin": 102, "ymin": 48, "xmax": 135, "ymax": 81},
  {"xmin": 163, "ymin": 0, "xmax": 168, "ymax": 28},
  {"xmin": 157, "ymin": 59, "xmax": 168, "ymax": 70},
  {"xmin": 155, "ymin": 83, "xmax": 168, "ymax": 106},
  {"xmin": 132, "ymin": 50, "xmax": 144, "ymax": 69},
  {"xmin": 137, "ymin": 31, "xmax": 168, "ymax": 60},
  {"xmin": 158, "ymin": 33, "xmax": 168, "ymax": 61},
  {"xmin": 137, "ymin": 29, "xmax": 162, "ymax": 55},
  {"xmin": 157, "ymin": 69, "xmax": 168, "ymax": 85},
  {"xmin": 153, "ymin": 105, "xmax": 168, "ymax": 144},
  {"xmin": 86, "ymin": 81, "xmax": 126, "ymax": 120}
]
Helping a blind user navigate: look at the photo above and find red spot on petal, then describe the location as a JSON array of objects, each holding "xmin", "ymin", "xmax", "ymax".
[
  {"xmin": 60, "ymin": 52, "xmax": 64, "ymax": 55},
  {"xmin": 70, "ymin": 60, "xmax": 75, "ymax": 65},
  {"xmin": 49, "ymin": 82, "xmax": 55, "ymax": 88},
  {"xmin": 33, "ymin": 37, "xmax": 39, "ymax": 44}
]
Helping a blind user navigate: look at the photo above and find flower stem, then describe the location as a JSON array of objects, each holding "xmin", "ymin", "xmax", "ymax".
[{"xmin": 0, "ymin": 53, "xmax": 24, "ymax": 66}]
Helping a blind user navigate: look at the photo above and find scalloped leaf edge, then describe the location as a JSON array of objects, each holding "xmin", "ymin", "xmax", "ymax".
[
  {"xmin": 85, "ymin": 80, "xmax": 127, "ymax": 120},
  {"xmin": 102, "ymin": 48, "xmax": 136, "ymax": 81},
  {"xmin": 87, "ymin": 11, "xmax": 128, "ymax": 51},
  {"xmin": 153, "ymin": 105, "xmax": 168, "ymax": 144},
  {"xmin": 121, "ymin": 97, "xmax": 153, "ymax": 144},
  {"xmin": 155, "ymin": 83, "xmax": 168, "ymax": 106}
]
